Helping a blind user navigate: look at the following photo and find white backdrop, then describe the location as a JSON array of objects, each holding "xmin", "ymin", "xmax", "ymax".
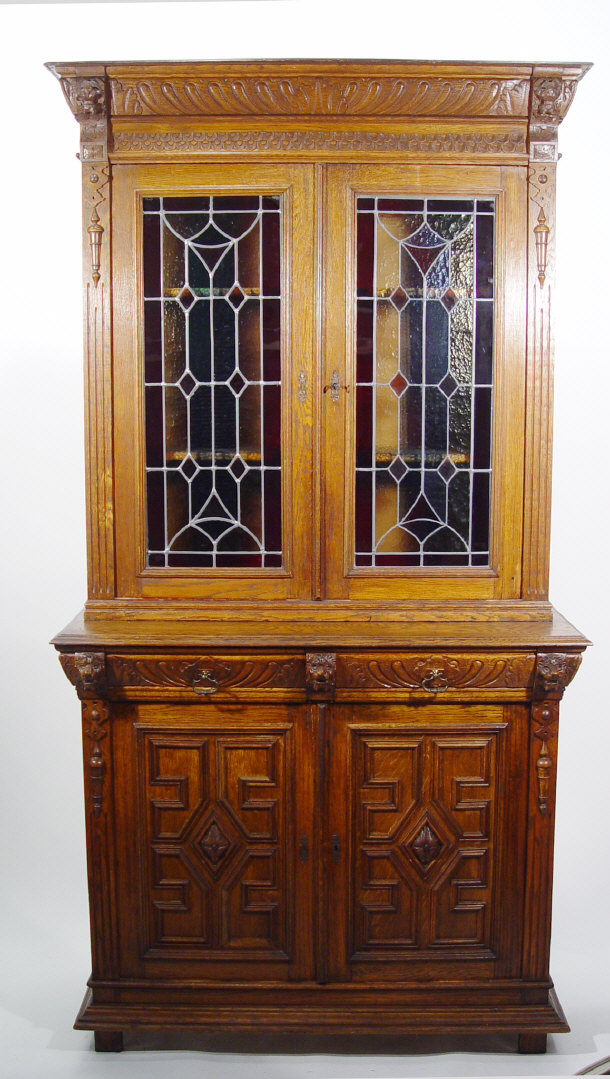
[{"xmin": 0, "ymin": 3, "xmax": 608, "ymax": 1077}]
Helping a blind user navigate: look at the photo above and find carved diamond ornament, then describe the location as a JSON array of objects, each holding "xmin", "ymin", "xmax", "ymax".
[
  {"xmin": 410, "ymin": 822, "xmax": 444, "ymax": 867},
  {"xmin": 199, "ymin": 821, "xmax": 231, "ymax": 867}
]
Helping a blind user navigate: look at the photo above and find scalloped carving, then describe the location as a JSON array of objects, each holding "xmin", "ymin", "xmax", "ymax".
[
  {"xmin": 113, "ymin": 129, "xmax": 527, "ymax": 155},
  {"xmin": 107, "ymin": 655, "xmax": 303, "ymax": 691},
  {"xmin": 344, "ymin": 654, "xmax": 536, "ymax": 691},
  {"xmin": 110, "ymin": 75, "xmax": 530, "ymax": 118}
]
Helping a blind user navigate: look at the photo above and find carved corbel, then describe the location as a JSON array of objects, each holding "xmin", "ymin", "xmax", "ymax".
[
  {"xmin": 533, "ymin": 652, "xmax": 582, "ymax": 700},
  {"xmin": 529, "ymin": 652, "xmax": 582, "ymax": 817},
  {"xmin": 82, "ymin": 700, "xmax": 109, "ymax": 818},
  {"xmin": 306, "ymin": 653, "xmax": 337, "ymax": 698},
  {"xmin": 59, "ymin": 651, "xmax": 107, "ymax": 699}
]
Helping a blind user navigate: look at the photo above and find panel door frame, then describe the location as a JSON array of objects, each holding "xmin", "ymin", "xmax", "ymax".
[
  {"xmin": 325, "ymin": 703, "xmax": 528, "ymax": 983},
  {"xmin": 112, "ymin": 701, "xmax": 315, "ymax": 983},
  {"xmin": 322, "ymin": 163, "xmax": 527, "ymax": 601},
  {"xmin": 112, "ymin": 161, "xmax": 316, "ymax": 601}
]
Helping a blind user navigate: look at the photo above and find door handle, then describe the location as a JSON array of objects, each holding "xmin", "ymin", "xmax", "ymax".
[{"xmin": 331, "ymin": 834, "xmax": 341, "ymax": 863}]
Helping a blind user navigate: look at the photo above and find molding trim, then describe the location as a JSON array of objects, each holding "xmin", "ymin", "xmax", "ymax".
[{"xmin": 113, "ymin": 128, "xmax": 527, "ymax": 155}]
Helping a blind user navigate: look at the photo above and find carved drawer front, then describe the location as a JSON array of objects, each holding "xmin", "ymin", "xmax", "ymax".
[
  {"xmin": 336, "ymin": 653, "xmax": 536, "ymax": 698},
  {"xmin": 106, "ymin": 654, "xmax": 305, "ymax": 699}
]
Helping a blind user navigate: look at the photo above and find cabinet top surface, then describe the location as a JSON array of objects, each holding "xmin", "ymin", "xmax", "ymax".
[{"xmin": 52, "ymin": 608, "xmax": 589, "ymax": 651}]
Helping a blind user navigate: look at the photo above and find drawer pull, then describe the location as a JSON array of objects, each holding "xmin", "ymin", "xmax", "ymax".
[
  {"xmin": 421, "ymin": 669, "xmax": 449, "ymax": 693},
  {"xmin": 331, "ymin": 834, "xmax": 341, "ymax": 864},
  {"xmin": 192, "ymin": 669, "xmax": 220, "ymax": 695}
]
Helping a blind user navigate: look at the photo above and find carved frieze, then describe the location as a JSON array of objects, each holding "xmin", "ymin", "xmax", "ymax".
[
  {"xmin": 60, "ymin": 651, "xmax": 106, "ymax": 698},
  {"xmin": 82, "ymin": 700, "xmax": 109, "ymax": 818},
  {"xmin": 306, "ymin": 653, "xmax": 337, "ymax": 697},
  {"xmin": 533, "ymin": 653, "xmax": 582, "ymax": 699},
  {"xmin": 343, "ymin": 654, "xmax": 536, "ymax": 692},
  {"xmin": 113, "ymin": 129, "xmax": 527, "ymax": 156},
  {"xmin": 107, "ymin": 654, "xmax": 303, "ymax": 692},
  {"xmin": 110, "ymin": 75, "xmax": 530, "ymax": 118}
]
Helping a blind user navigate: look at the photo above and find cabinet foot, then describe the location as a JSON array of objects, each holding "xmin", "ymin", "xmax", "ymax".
[
  {"xmin": 518, "ymin": 1032, "xmax": 547, "ymax": 1054},
  {"xmin": 94, "ymin": 1031, "xmax": 124, "ymax": 1053}
]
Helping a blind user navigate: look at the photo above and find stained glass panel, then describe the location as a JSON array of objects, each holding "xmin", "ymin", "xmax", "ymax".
[
  {"xmin": 143, "ymin": 195, "xmax": 282, "ymax": 568},
  {"xmin": 355, "ymin": 196, "xmax": 494, "ymax": 568}
]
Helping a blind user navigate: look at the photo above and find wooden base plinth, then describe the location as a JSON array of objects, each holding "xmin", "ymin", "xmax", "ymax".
[{"xmin": 76, "ymin": 986, "xmax": 567, "ymax": 1051}]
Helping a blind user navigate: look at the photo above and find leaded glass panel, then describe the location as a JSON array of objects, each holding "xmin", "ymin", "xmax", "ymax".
[
  {"xmin": 355, "ymin": 196, "xmax": 494, "ymax": 568},
  {"xmin": 143, "ymin": 195, "xmax": 282, "ymax": 568}
]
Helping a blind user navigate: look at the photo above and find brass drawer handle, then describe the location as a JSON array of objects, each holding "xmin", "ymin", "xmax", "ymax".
[
  {"xmin": 192, "ymin": 669, "xmax": 220, "ymax": 695},
  {"xmin": 421, "ymin": 669, "xmax": 449, "ymax": 693}
]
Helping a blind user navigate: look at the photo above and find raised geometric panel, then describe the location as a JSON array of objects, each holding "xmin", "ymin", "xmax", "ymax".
[
  {"xmin": 358, "ymin": 850, "xmax": 418, "ymax": 949},
  {"xmin": 350, "ymin": 724, "xmax": 499, "ymax": 960},
  {"xmin": 223, "ymin": 850, "xmax": 282, "ymax": 951},
  {"xmin": 359, "ymin": 737, "xmax": 423, "ymax": 840},
  {"xmin": 429, "ymin": 849, "xmax": 490, "ymax": 947},
  {"xmin": 139, "ymin": 727, "xmax": 289, "ymax": 958}
]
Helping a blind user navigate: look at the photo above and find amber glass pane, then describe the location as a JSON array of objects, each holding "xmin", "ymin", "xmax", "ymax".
[
  {"xmin": 143, "ymin": 195, "xmax": 282, "ymax": 568},
  {"xmin": 355, "ymin": 196, "xmax": 494, "ymax": 568}
]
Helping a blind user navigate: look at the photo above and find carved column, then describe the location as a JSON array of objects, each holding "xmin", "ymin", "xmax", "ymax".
[
  {"xmin": 521, "ymin": 651, "xmax": 582, "ymax": 982},
  {"xmin": 47, "ymin": 65, "xmax": 115, "ymax": 600},
  {"xmin": 522, "ymin": 72, "xmax": 582, "ymax": 599},
  {"xmin": 58, "ymin": 649, "xmax": 119, "ymax": 979}
]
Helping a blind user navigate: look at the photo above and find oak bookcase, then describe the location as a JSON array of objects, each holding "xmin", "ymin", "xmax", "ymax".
[{"xmin": 49, "ymin": 59, "xmax": 589, "ymax": 1054}]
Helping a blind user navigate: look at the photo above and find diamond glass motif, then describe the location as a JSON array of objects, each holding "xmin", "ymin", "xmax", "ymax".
[
  {"xmin": 178, "ymin": 287, "xmax": 195, "ymax": 310},
  {"xmin": 389, "ymin": 371, "xmax": 408, "ymax": 397},
  {"xmin": 354, "ymin": 196, "xmax": 494, "ymax": 567},
  {"xmin": 228, "ymin": 284, "xmax": 246, "ymax": 310},
  {"xmin": 143, "ymin": 195, "xmax": 283, "ymax": 568},
  {"xmin": 390, "ymin": 286, "xmax": 409, "ymax": 311},
  {"xmin": 439, "ymin": 372, "xmax": 458, "ymax": 398},
  {"xmin": 178, "ymin": 371, "xmax": 197, "ymax": 396},
  {"xmin": 388, "ymin": 456, "xmax": 408, "ymax": 483}
]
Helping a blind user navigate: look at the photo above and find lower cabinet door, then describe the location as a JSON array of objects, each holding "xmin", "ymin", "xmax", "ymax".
[
  {"xmin": 326, "ymin": 703, "xmax": 529, "ymax": 983},
  {"xmin": 112, "ymin": 702, "xmax": 314, "ymax": 982}
]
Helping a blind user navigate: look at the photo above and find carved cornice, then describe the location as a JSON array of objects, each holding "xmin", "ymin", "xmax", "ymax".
[
  {"xmin": 114, "ymin": 129, "xmax": 527, "ymax": 156},
  {"xmin": 533, "ymin": 652, "xmax": 582, "ymax": 699},
  {"xmin": 109, "ymin": 74, "xmax": 531, "ymax": 118},
  {"xmin": 59, "ymin": 651, "xmax": 107, "ymax": 699}
]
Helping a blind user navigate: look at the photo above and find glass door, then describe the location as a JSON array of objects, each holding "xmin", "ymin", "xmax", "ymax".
[
  {"xmin": 322, "ymin": 164, "xmax": 527, "ymax": 602},
  {"xmin": 113, "ymin": 163, "xmax": 315, "ymax": 601}
]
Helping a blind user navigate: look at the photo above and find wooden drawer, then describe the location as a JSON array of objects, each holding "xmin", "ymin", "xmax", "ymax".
[
  {"xmin": 334, "ymin": 652, "xmax": 536, "ymax": 700},
  {"xmin": 106, "ymin": 653, "xmax": 305, "ymax": 700}
]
